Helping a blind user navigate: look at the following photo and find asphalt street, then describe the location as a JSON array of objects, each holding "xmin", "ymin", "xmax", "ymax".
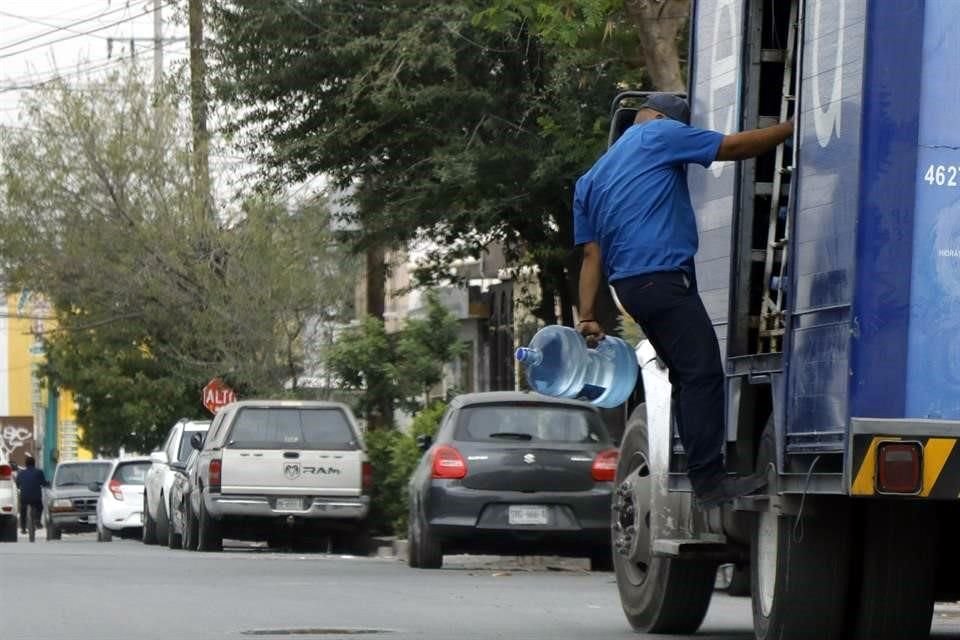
[{"xmin": 4, "ymin": 533, "xmax": 960, "ymax": 640}]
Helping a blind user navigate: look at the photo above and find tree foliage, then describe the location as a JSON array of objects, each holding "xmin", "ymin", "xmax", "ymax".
[
  {"xmin": 0, "ymin": 68, "xmax": 357, "ymax": 454},
  {"xmin": 325, "ymin": 292, "xmax": 463, "ymax": 429},
  {"xmin": 207, "ymin": 0, "xmax": 643, "ymax": 326}
]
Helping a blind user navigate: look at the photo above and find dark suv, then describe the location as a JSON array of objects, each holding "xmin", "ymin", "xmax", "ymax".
[
  {"xmin": 44, "ymin": 460, "xmax": 113, "ymax": 539},
  {"xmin": 407, "ymin": 392, "xmax": 618, "ymax": 570}
]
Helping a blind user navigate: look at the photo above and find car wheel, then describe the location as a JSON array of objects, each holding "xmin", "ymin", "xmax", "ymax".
[
  {"xmin": 155, "ymin": 494, "xmax": 170, "ymax": 544},
  {"xmin": 141, "ymin": 492, "xmax": 158, "ymax": 545},
  {"xmin": 196, "ymin": 498, "xmax": 223, "ymax": 552},
  {"xmin": 167, "ymin": 500, "xmax": 183, "ymax": 550},
  {"xmin": 184, "ymin": 499, "xmax": 199, "ymax": 551},
  {"xmin": 590, "ymin": 547, "xmax": 614, "ymax": 572},
  {"xmin": 0, "ymin": 515, "xmax": 17, "ymax": 543},
  {"xmin": 45, "ymin": 516, "xmax": 61, "ymax": 541},
  {"xmin": 411, "ymin": 506, "xmax": 442, "ymax": 569},
  {"xmin": 406, "ymin": 505, "xmax": 420, "ymax": 568},
  {"xmin": 97, "ymin": 522, "xmax": 112, "ymax": 543}
]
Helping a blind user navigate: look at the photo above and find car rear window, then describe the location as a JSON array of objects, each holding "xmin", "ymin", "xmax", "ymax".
[
  {"xmin": 112, "ymin": 462, "xmax": 149, "ymax": 485},
  {"xmin": 54, "ymin": 463, "xmax": 111, "ymax": 487},
  {"xmin": 455, "ymin": 404, "xmax": 610, "ymax": 444},
  {"xmin": 226, "ymin": 408, "xmax": 358, "ymax": 450}
]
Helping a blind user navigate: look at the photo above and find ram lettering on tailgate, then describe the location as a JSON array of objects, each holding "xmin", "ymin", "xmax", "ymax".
[{"xmin": 282, "ymin": 462, "xmax": 341, "ymax": 479}]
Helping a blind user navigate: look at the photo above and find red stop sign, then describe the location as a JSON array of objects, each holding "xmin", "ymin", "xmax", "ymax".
[{"xmin": 202, "ymin": 378, "xmax": 237, "ymax": 415}]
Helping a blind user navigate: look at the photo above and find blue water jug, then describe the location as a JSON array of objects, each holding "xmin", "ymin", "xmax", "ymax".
[{"xmin": 514, "ymin": 325, "xmax": 639, "ymax": 409}]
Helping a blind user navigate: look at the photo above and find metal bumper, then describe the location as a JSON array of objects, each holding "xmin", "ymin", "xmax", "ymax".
[
  {"xmin": 205, "ymin": 493, "xmax": 369, "ymax": 520},
  {"xmin": 848, "ymin": 418, "xmax": 960, "ymax": 498},
  {"xmin": 49, "ymin": 511, "xmax": 98, "ymax": 527}
]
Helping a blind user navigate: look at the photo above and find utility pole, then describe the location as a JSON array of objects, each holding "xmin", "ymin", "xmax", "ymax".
[
  {"xmin": 153, "ymin": 0, "xmax": 163, "ymax": 89},
  {"xmin": 188, "ymin": 0, "xmax": 211, "ymax": 212}
]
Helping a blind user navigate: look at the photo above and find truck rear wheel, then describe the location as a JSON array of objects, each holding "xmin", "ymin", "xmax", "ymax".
[
  {"xmin": 612, "ymin": 407, "xmax": 716, "ymax": 634},
  {"xmin": 847, "ymin": 501, "xmax": 936, "ymax": 640},
  {"xmin": 751, "ymin": 424, "xmax": 851, "ymax": 640}
]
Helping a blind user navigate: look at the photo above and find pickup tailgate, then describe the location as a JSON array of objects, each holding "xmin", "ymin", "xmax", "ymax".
[
  {"xmin": 221, "ymin": 449, "xmax": 362, "ymax": 496},
  {"xmin": 220, "ymin": 405, "xmax": 364, "ymax": 496}
]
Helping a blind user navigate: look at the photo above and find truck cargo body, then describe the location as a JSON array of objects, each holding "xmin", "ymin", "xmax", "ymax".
[{"xmin": 611, "ymin": 1, "xmax": 960, "ymax": 638}]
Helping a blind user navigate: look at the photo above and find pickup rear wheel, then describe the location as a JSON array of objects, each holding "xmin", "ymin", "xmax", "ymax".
[
  {"xmin": 196, "ymin": 498, "xmax": 223, "ymax": 552},
  {"xmin": 751, "ymin": 422, "xmax": 851, "ymax": 640},
  {"xmin": 612, "ymin": 407, "xmax": 716, "ymax": 634}
]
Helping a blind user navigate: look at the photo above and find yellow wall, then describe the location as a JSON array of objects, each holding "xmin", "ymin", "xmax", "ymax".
[
  {"xmin": 57, "ymin": 389, "xmax": 91, "ymax": 460},
  {"xmin": 5, "ymin": 294, "xmax": 33, "ymax": 417}
]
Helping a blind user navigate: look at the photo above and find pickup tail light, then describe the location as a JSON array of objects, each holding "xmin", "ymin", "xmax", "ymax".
[
  {"xmin": 362, "ymin": 461, "xmax": 373, "ymax": 494},
  {"xmin": 431, "ymin": 445, "xmax": 467, "ymax": 480},
  {"xmin": 592, "ymin": 449, "xmax": 619, "ymax": 482},
  {"xmin": 208, "ymin": 458, "xmax": 222, "ymax": 492},
  {"xmin": 108, "ymin": 479, "xmax": 124, "ymax": 501},
  {"xmin": 0, "ymin": 464, "xmax": 10, "ymax": 480}
]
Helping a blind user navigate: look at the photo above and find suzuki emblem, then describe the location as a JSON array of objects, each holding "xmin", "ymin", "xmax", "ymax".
[
  {"xmin": 283, "ymin": 462, "xmax": 301, "ymax": 479},
  {"xmin": 523, "ymin": 453, "xmax": 536, "ymax": 465}
]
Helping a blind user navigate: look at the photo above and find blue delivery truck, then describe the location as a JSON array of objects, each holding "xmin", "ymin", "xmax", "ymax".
[{"xmin": 609, "ymin": 1, "xmax": 960, "ymax": 638}]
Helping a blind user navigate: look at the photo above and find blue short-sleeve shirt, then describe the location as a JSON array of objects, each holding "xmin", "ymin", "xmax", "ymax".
[{"xmin": 573, "ymin": 119, "xmax": 724, "ymax": 282}]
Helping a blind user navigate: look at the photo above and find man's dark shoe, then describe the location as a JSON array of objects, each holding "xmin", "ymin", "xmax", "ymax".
[{"xmin": 696, "ymin": 474, "xmax": 768, "ymax": 510}]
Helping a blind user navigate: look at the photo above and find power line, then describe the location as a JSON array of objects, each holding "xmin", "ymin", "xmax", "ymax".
[
  {"xmin": 0, "ymin": 2, "xmax": 174, "ymax": 61},
  {"xmin": 0, "ymin": 3, "xmax": 135, "ymax": 53}
]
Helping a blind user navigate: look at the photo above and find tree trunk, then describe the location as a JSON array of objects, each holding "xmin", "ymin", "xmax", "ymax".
[
  {"xmin": 625, "ymin": 0, "xmax": 690, "ymax": 91},
  {"xmin": 365, "ymin": 246, "xmax": 386, "ymax": 320}
]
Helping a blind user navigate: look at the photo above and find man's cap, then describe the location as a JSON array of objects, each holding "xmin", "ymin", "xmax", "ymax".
[{"xmin": 639, "ymin": 94, "xmax": 690, "ymax": 125}]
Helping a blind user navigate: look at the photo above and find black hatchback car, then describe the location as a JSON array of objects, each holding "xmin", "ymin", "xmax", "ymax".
[{"xmin": 407, "ymin": 392, "xmax": 618, "ymax": 570}]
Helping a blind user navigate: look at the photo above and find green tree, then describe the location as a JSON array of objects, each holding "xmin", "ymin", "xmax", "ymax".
[
  {"xmin": 0, "ymin": 67, "xmax": 357, "ymax": 453},
  {"xmin": 325, "ymin": 292, "xmax": 464, "ymax": 429},
  {"xmin": 207, "ymin": 0, "xmax": 636, "ymax": 326}
]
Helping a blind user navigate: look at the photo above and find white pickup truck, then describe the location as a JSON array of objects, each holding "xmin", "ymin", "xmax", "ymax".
[{"xmin": 185, "ymin": 400, "xmax": 371, "ymax": 552}]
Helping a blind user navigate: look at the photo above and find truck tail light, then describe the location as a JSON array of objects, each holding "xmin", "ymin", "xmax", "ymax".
[
  {"xmin": 877, "ymin": 442, "xmax": 922, "ymax": 494},
  {"xmin": 108, "ymin": 479, "xmax": 124, "ymax": 501},
  {"xmin": 362, "ymin": 461, "xmax": 373, "ymax": 494},
  {"xmin": 431, "ymin": 445, "xmax": 467, "ymax": 480},
  {"xmin": 592, "ymin": 449, "xmax": 619, "ymax": 482},
  {"xmin": 208, "ymin": 458, "xmax": 222, "ymax": 493},
  {"xmin": 0, "ymin": 464, "xmax": 11, "ymax": 480}
]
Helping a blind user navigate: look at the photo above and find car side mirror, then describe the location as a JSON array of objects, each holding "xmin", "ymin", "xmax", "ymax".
[
  {"xmin": 190, "ymin": 432, "xmax": 204, "ymax": 451},
  {"xmin": 169, "ymin": 461, "xmax": 187, "ymax": 473},
  {"xmin": 150, "ymin": 451, "xmax": 168, "ymax": 465},
  {"xmin": 87, "ymin": 481, "xmax": 102, "ymax": 493},
  {"xmin": 415, "ymin": 434, "xmax": 433, "ymax": 453}
]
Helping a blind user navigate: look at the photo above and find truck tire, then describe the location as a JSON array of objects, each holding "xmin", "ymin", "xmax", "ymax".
[
  {"xmin": 141, "ymin": 492, "xmax": 158, "ymax": 545},
  {"xmin": 846, "ymin": 500, "xmax": 936, "ymax": 640},
  {"xmin": 612, "ymin": 407, "xmax": 717, "ymax": 634},
  {"xmin": 196, "ymin": 499, "xmax": 223, "ymax": 552},
  {"xmin": 751, "ymin": 423, "xmax": 851, "ymax": 640},
  {"xmin": 725, "ymin": 563, "xmax": 751, "ymax": 597}
]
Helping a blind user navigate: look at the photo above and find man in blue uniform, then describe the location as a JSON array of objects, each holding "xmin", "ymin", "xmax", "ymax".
[
  {"xmin": 15, "ymin": 454, "xmax": 47, "ymax": 533},
  {"xmin": 575, "ymin": 94, "xmax": 793, "ymax": 508}
]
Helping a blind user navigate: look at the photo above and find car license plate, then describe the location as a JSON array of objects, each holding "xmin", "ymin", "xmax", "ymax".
[
  {"xmin": 508, "ymin": 505, "xmax": 549, "ymax": 526},
  {"xmin": 276, "ymin": 498, "xmax": 301, "ymax": 511}
]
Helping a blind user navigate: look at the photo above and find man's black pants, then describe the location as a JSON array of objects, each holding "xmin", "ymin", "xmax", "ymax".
[
  {"xmin": 613, "ymin": 270, "xmax": 726, "ymax": 496},
  {"xmin": 19, "ymin": 499, "xmax": 42, "ymax": 532}
]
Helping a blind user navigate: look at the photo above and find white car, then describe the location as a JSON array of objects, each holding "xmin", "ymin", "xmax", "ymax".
[
  {"xmin": 142, "ymin": 419, "xmax": 210, "ymax": 546},
  {"xmin": 0, "ymin": 455, "xmax": 17, "ymax": 542},
  {"xmin": 96, "ymin": 457, "xmax": 151, "ymax": 542}
]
